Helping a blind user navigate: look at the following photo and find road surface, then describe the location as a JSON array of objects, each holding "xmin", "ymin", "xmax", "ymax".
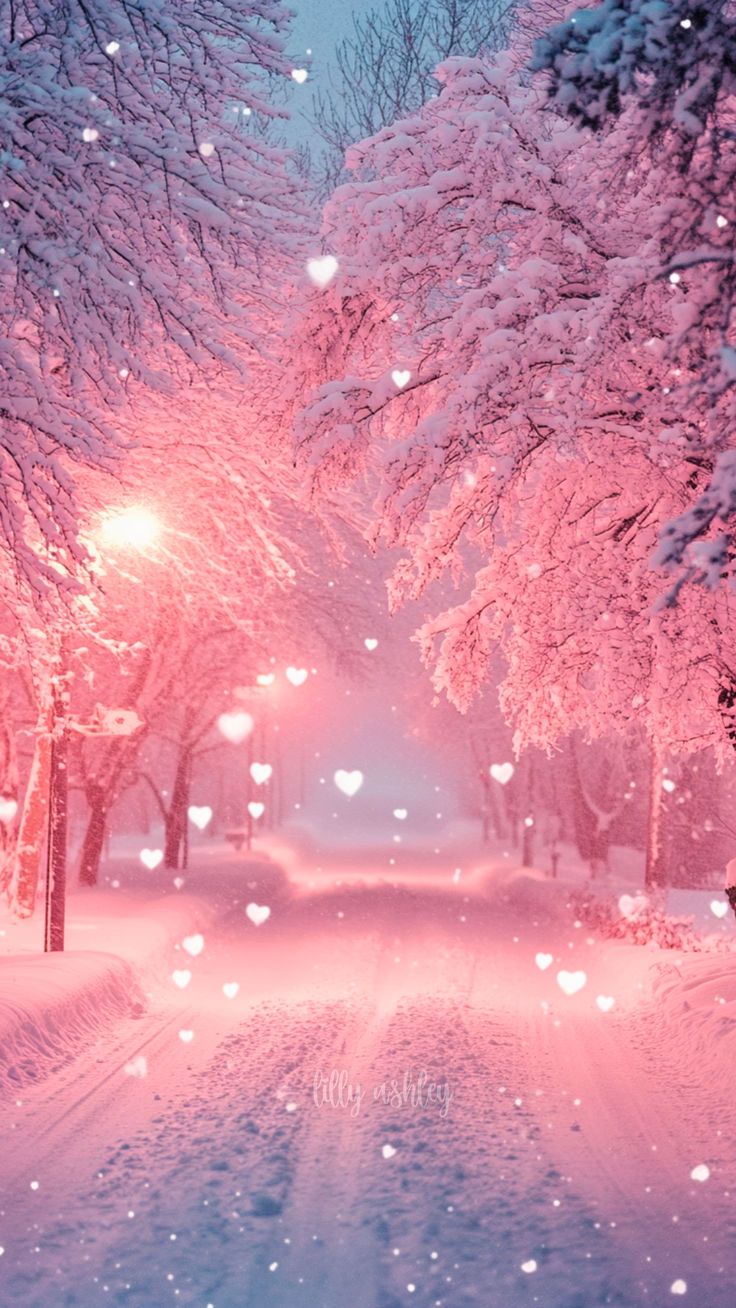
[{"xmin": 1, "ymin": 860, "xmax": 734, "ymax": 1307}]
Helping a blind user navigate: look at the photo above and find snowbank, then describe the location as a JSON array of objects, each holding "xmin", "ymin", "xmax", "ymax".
[
  {"xmin": 481, "ymin": 863, "xmax": 582, "ymax": 924},
  {"xmin": 0, "ymin": 951, "xmax": 142, "ymax": 1098},
  {"xmin": 0, "ymin": 843, "xmax": 292, "ymax": 1098},
  {"xmin": 649, "ymin": 952, "xmax": 736, "ymax": 1095},
  {"xmin": 0, "ymin": 875, "xmax": 219, "ymax": 1098}
]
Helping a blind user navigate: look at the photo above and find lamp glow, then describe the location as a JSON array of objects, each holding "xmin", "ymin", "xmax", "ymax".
[{"xmin": 100, "ymin": 508, "xmax": 160, "ymax": 550}]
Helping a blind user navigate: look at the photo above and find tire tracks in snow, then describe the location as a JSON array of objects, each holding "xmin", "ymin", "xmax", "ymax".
[
  {"xmin": 523, "ymin": 997, "xmax": 733, "ymax": 1303},
  {"xmin": 4, "ymin": 884, "xmax": 736, "ymax": 1308},
  {"xmin": 239, "ymin": 930, "xmax": 480, "ymax": 1308}
]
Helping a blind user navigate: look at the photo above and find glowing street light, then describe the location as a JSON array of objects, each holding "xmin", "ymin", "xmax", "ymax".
[{"xmin": 99, "ymin": 506, "xmax": 160, "ymax": 550}]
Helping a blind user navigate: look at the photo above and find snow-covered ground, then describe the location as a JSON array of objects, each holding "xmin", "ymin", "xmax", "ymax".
[{"xmin": 1, "ymin": 836, "xmax": 736, "ymax": 1307}]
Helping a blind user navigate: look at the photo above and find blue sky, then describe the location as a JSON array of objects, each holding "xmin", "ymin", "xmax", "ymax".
[
  {"xmin": 289, "ymin": 0, "xmax": 377, "ymax": 72},
  {"xmin": 286, "ymin": 0, "xmax": 379, "ymax": 144}
]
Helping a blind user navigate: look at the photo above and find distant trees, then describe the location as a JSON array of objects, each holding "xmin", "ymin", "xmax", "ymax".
[
  {"xmin": 312, "ymin": 0, "xmax": 514, "ymax": 191},
  {"xmin": 72, "ymin": 619, "xmax": 248, "ymax": 883}
]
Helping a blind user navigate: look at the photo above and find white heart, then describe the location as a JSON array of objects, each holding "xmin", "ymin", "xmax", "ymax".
[
  {"xmin": 82, "ymin": 126, "xmax": 99, "ymax": 142},
  {"xmin": 188, "ymin": 805, "xmax": 212, "ymax": 830},
  {"xmin": 661, "ymin": 778, "xmax": 676, "ymax": 793},
  {"xmin": 140, "ymin": 848, "xmax": 163, "ymax": 870},
  {"xmin": 382, "ymin": 1144, "xmax": 397, "ymax": 1159},
  {"xmin": 618, "ymin": 893, "xmax": 648, "ymax": 919},
  {"xmin": 198, "ymin": 141, "xmax": 215, "ymax": 157},
  {"xmin": 286, "ymin": 666, "xmax": 308, "ymax": 686},
  {"xmin": 557, "ymin": 970, "xmax": 586, "ymax": 996},
  {"xmin": 248, "ymin": 801, "xmax": 265, "ymax": 820},
  {"xmin": 217, "ymin": 710, "xmax": 254, "ymax": 744},
  {"xmin": 393, "ymin": 808, "xmax": 408, "ymax": 820},
  {"xmin": 179, "ymin": 1030, "xmax": 194, "ymax": 1043},
  {"xmin": 596, "ymin": 995, "xmax": 615, "ymax": 1012},
  {"xmin": 307, "ymin": 255, "xmax": 338, "ymax": 288},
  {"xmin": 291, "ymin": 68, "xmax": 308, "ymax": 84},
  {"xmin": 490, "ymin": 762, "xmax": 514, "ymax": 786},
  {"xmin": 691, "ymin": 1163, "xmax": 710, "ymax": 1182},
  {"xmin": 334, "ymin": 769, "xmax": 363, "ymax": 797},
  {"xmin": 521, "ymin": 1260, "xmax": 537, "ymax": 1274},
  {"xmin": 172, "ymin": 969, "xmax": 192, "ymax": 989},
  {"xmin": 535, "ymin": 952, "xmax": 553, "ymax": 971},
  {"xmin": 182, "ymin": 934, "xmax": 204, "ymax": 957},
  {"xmin": 246, "ymin": 902, "xmax": 270, "ymax": 927},
  {"xmin": 364, "ymin": 638, "xmax": 378, "ymax": 651},
  {"xmin": 391, "ymin": 368, "xmax": 411, "ymax": 389},
  {"xmin": 124, "ymin": 1055, "xmax": 147, "ymax": 1078},
  {"xmin": 223, "ymin": 982, "xmax": 239, "ymax": 999},
  {"xmin": 0, "ymin": 797, "xmax": 18, "ymax": 824},
  {"xmin": 711, "ymin": 900, "xmax": 728, "ymax": 919},
  {"xmin": 173, "ymin": 876, "xmax": 185, "ymax": 890},
  {"xmin": 250, "ymin": 762, "xmax": 272, "ymax": 786},
  {"xmin": 256, "ymin": 672, "xmax": 275, "ymax": 686}
]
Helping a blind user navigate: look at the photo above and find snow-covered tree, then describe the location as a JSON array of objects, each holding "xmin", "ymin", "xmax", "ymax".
[
  {"xmin": 0, "ymin": 0, "xmax": 318, "ymax": 913},
  {"xmin": 531, "ymin": 0, "xmax": 734, "ymax": 138},
  {"xmin": 72, "ymin": 619, "xmax": 245, "ymax": 881},
  {"xmin": 0, "ymin": 0, "xmax": 304, "ymax": 601},
  {"xmin": 291, "ymin": 47, "xmax": 736, "ymax": 769},
  {"xmin": 532, "ymin": 0, "xmax": 736, "ymax": 599},
  {"xmin": 312, "ymin": 0, "xmax": 514, "ymax": 191}
]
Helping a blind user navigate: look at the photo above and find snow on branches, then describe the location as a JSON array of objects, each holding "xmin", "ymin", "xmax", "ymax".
[
  {"xmin": 293, "ymin": 48, "xmax": 736, "ymax": 756},
  {"xmin": 0, "ymin": 0, "xmax": 304, "ymax": 601},
  {"xmin": 533, "ymin": 1, "xmax": 736, "ymax": 603},
  {"xmin": 531, "ymin": 0, "xmax": 736, "ymax": 139}
]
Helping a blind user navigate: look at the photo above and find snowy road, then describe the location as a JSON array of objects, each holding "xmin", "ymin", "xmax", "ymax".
[{"xmin": 1, "ymin": 864, "xmax": 735, "ymax": 1307}]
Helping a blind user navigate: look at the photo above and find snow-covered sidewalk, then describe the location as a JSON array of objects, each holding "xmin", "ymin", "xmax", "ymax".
[
  {"xmin": 0, "ymin": 950, "xmax": 143, "ymax": 1098},
  {"xmin": 0, "ymin": 844, "xmax": 288, "ymax": 1097}
]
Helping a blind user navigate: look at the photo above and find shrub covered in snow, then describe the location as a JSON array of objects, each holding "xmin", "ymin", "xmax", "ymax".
[{"xmin": 569, "ymin": 890, "xmax": 735, "ymax": 954}]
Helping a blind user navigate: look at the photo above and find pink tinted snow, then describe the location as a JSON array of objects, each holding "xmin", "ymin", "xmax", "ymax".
[
  {"xmin": 0, "ymin": 838, "xmax": 735, "ymax": 1304},
  {"xmin": 0, "ymin": 881, "xmax": 215, "ymax": 1097}
]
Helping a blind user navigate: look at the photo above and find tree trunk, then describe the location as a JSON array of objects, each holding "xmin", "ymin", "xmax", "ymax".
[
  {"xmin": 245, "ymin": 733, "xmax": 253, "ymax": 851},
  {"xmin": 165, "ymin": 747, "xmax": 191, "ymax": 869},
  {"xmin": 479, "ymin": 774, "xmax": 491, "ymax": 844},
  {"xmin": 520, "ymin": 755, "xmax": 536, "ymax": 868},
  {"xmin": 569, "ymin": 738, "xmax": 615, "ymax": 878},
  {"xmin": 45, "ymin": 719, "xmax": 68, "ymax": 950},
  {"xmin": 0, "ymin": 710, "xmax": 20, "ymax": 895},
  {"xmin": 522, "ymin": 819, "xmax": 535, "ymax": 868},
  {"xmin": 645, "ymin": 739, "xmax": 665, "ymax": 888},
  {"xmin": 7, "ymin": 697, "xmax": 53, "ymax": 918},
  {"xmin": 78, "ymin": 788, "xmax": 108, "ymax": 887}
]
